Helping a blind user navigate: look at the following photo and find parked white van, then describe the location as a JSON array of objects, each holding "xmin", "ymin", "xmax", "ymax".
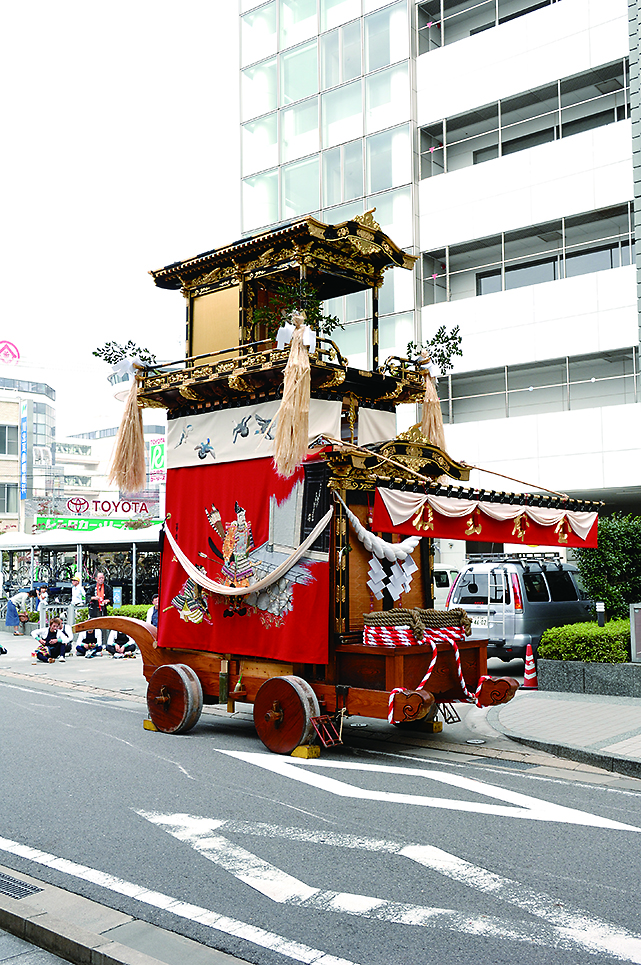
[
  {"xmin": 447, "ymin": 554, "xmax": 593, "ymax": 661},
  {"xmin": 433, "ymin": 566, "xmax": 460, "ymax": 609}
]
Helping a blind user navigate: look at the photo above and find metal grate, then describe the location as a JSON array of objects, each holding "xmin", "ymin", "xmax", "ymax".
[{"xmin": 0, "ymin": 872, "xmax": 44, "ymax": 900}]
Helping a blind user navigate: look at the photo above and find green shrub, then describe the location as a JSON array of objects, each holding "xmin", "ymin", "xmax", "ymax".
[
  {"xmin": 538, "ymin": 619, "xmax": 630, "ymax": 663},
  {"xmin": 76, "ymin": 605, "xmax": 150, "ymax": 622}
]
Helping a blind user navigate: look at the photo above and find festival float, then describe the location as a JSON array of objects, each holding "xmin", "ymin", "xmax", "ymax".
[{"xmin": 76, "ymin": 214, "xmax": 600, "ymax": 753}]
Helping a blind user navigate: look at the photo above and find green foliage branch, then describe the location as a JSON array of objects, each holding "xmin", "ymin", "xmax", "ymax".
[
  {"xmin": 406, "ymin": 324, "xmax": 463, "ymax": 375},
  {"xmin": 538, "ymin": 619, "xmax": 630, "ymax": 663},
  {"xmin": 252, "ymin": 281, "xmax": 342, "ymax": 340},
  {"xmin": 93, "ymin": 340, "xmax": 157, "ymax": 366}
]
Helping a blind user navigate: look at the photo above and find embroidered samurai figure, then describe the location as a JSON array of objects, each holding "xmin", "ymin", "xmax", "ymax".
[{"xmin": 206, "ymin": 502, "xmax": 255, "ymax": 588}]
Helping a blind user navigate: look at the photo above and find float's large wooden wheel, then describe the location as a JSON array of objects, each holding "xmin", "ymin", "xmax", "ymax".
[
  {"xmin": 253, "ymin": 675, "xmax": 320, "ymax": 754},
  {"xmin": 146, "ymin": 664, "xmax": 203, "ymax": 734}
]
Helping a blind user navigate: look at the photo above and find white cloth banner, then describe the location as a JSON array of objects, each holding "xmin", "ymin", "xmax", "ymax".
[
  {"xmin": 358, "ymin": 408, "xmax": 396, "ymax": 446},
  {"xmin": 167, "ymin": 399, "xmax": 341, "ymax": 469},
  {"xmin": 378, "ymin": 488, "xmax": 597, "ymax": 542}
]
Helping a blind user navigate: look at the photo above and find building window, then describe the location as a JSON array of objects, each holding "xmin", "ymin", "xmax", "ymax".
[
  {"xmin": 321, "ymin": 79, "xmax": 362, "ymax": 148},
  {"xmin": 241, "ymin": 59, "xmax": 277, "ymax": 121},
  {"xmin": 417, "ymin": 0, "xmax": 561, "ymax": 54},
  {"xmin": 321, "ymin": 20, "xmax": 361, "ymax": 90},
  {"xmin": 282, "ymin": 156, "xmax": 320, "ymax": 218},
  {"xmin": 242, "ymin": 114, "xmax": 278, "ymax": 175},
  {"xmin": 439, "ymin": 348, "xmax": 639, "ymax": 424},
  {"xmin": 365, "ymin": 62, "xmax": 409, "ymax": 134},
  {"xmin": 422, "ymin": 204, "xmax": 635, "ymax": 304},
  {"xmin": 241, "ymin": 2, "xmax": 277, "ymax": 67},
  {"xmin": 420, "ymin": 60, "xmax": 630, "ymax": 179},
  {"xmin": 322, "ymin": 139, "xmax": 363, "ymax": 206},
  {"xmin": 281, "ymin": 40, "xmax": 318, "ymax": 105},
  {"xmin": 364, "ymin": 2, "xmax": 408, "ymax": 72},
  {"xmin": 279, "ymin": 0, "xmax": 317, "ymax": 48},
  {"xmin": 64, "ymin": 475, "xmax": 92, "ymax": 488},
  {"xmin": 366, "ymin": 124, "xmax": 411, "ymax": 194},
  {"xmin": 0, "ymin": 426, "xmax": 18, "ymax": 456},
  {"xmin": 321, "ymin": 0, "xmax": 360, "ymax": 32},
  {"xmin": 0, "ymin": 484, "xmax": 18, "ymax": 514},
  {"xmin": 281, "ymin": 98, "xmax": 319, "ymax": 162}
]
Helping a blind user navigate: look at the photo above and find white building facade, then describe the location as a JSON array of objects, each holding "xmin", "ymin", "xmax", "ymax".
[{"xmin": 239, "ymin": 0, "xmax": 640, "ymax": 520}]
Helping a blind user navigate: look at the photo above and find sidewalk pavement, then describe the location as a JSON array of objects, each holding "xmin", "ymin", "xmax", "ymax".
[{"xmin": 1, "ymin": 626, "xmax": 641, "ymax": 965}]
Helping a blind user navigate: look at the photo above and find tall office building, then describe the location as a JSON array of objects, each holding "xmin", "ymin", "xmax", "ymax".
[{"xmin": 239, "ymin": 0, "xmax": 639, "ymax": 525}]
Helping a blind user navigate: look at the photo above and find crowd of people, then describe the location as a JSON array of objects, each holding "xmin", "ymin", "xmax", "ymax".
[{"xmin": 2, "ymin": 574, "xmax": 160, "ymax": 665}]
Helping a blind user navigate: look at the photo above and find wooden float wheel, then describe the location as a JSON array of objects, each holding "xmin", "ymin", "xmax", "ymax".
[
  {"xmin": 253, "ymin": 675, "xmax": 320, "ymax": 754},
  {"xmin": 146, "ymin": 664, "xmax": 203, "ymax": 734}
]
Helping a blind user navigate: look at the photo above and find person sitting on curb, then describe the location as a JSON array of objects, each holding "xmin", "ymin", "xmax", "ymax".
[
  {"xmin": 32, "ymin": 618, "xmax": 72, "ymax": 663},
  {"xmin": 76, "ymin": 628, "xmax": 103, "ymax": 658},
  {"xmin": 105, "ymin": 630, "xmax": 136, "ymax": 658}
]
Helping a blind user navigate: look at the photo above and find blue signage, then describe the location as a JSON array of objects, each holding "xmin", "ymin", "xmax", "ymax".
[{"xmin": 20, "ymin": 401, "xmax": 27, "ymax": 499}]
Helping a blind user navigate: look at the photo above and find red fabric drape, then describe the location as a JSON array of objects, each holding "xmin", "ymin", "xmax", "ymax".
[
  {"xmin": 159, "ymin": 457, "xmax": 330, "ymax": 663},
  {"xmin": 372, "ymin": 491, "xmax": 598, "ymax": 549}
]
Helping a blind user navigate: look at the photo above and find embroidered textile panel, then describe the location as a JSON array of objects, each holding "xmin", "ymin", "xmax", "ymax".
[{"xmin": 159, "ymin": 457, "xmax": 330, "ymax": 663}]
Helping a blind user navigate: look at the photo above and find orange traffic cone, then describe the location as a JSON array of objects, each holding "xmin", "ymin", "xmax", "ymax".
[{"xmin": 523, "ymin": 643, "xmax": 538, "ymax": 690}]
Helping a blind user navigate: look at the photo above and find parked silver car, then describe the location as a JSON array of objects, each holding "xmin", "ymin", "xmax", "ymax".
[{"xmin": 446, "ymin": 554, "xmax": 593, "ymax": 660}]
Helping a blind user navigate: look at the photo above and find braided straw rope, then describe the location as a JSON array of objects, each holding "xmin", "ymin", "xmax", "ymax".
[{"xmin": 363, "ymin": 607, "xmax": 471, "ymax": 640}]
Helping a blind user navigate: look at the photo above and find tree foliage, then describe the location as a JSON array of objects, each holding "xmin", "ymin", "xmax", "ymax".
[{"xmin": 574, "ymin": 513, "xmax": 641, "ymax": 619}]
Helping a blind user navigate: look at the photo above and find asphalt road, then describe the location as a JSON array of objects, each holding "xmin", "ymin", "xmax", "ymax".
[{"xmin": 1, "ymin": 673, "xmax": 640, "ymax": 965}]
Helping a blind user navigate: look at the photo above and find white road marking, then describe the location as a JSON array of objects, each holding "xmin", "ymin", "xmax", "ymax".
[
  {"xmin": 0, "ymin": 834, "xmax": 357, "ymax": 965},
  {"xmin": 138, "ymin": 809, "xmax": 641, "ymax": 962},
  {"xmin": 218, "ymin": 750, "xmax": 640, "ymax": 832}
]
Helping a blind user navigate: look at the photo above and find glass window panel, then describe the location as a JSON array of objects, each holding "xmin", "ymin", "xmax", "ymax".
[
  {"xmin": 322, "ymin": 140, "xmax": 363, "ymax": 206},
  {"xmin": 321, "ymin": 0, "xmax": 360, "ymax": 31},
  {"xmin": 505, "ymin": 258, "xmax": 557, "ymax": 290},
  {"xmin": 379, "ymin": 266, "xmax": 414, "ymax": 315},
  {"xmin": 281, "ymin": 41, "xmax": 318, "ymax": 106},
  {"xmin": 281, "ymin": 99, "xmax": 319, "ymax": 161},
  {"xmin": 323, "ymin": 199, "xmax": 366, "ymax": 224},
  {"xmin": 366, "ymin": 124, "xmax": 411, "ymax": 194},
  {"xmin": 343, "ymin": 139, "xmax": 363, "ymax": 200},
  {"xmin": 450, "ymin": 369, "xmax": 505, "ymax": 422},
  {"xmin": 322, "ymin": 146, "xmax": 342, "ymax": 206},
  {"xmin": 242, "ymin": 170, "xmax": 278, "ymax": 231},
  {"xmin": 365, "ymin": 3, "xmax": 408, "ymax": 73},
  {"xmin": 364, "ymin": 0, "xmax": 397, "ymax": 10},
  {"xmin": 565, "ymin": 246, "xmax": 614, "ymax": 278},
  {"xmin": 241, "ymin": 60, "xmax": 277, "ymax": 120},
  {"xmin": 322, "ymin": 80, "xmax": 362, "ymax": 147},
  {"xmin": 321, "ymin": 30, "xmax": 340, "ymax": 89},
  {"xmin": 476, "ymin": 271, "xmax": 502, "ymax": 295},
  {"xmin": 242, "ymin": 114, "xmax": 278, "ymax": 175},
  {"xmin": 282, "ymin": 156, "xmax": 320, "ymax": 218},
  {"xmin": 367, "ymin": 186, "xmax": 412, "ymax": 248},
  {"xmin": 346, "ymin": 290, "xmax": 367, "ymax": 322},
  {"xmin": 241, "ymin": 3, "xmax": 277, "ymax": 67},
  {"xmin": 365, "ymin": 63, "xmax": 410, "ymax": 134},
  {"xmin": 342, "ymin": 20, "xmax": 361, "ymax": 81},
  {"xmin": 333, "ymin": 319, "xmax": 368, "ymax": 369},
  {"xmin": 280, "ymin": 0, "xmax": 317, "ymax": 48},
  {"xmin": 379, "ymin": 311, "xmax": 415, "ymax": 363}
]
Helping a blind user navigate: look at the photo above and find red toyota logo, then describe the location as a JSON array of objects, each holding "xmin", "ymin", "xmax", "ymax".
[{"xmin": 67, "ymin": 497, "xmax": 89, "ymax": 515}]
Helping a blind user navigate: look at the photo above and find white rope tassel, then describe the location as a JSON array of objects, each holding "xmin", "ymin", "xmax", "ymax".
[
  {"xmin": 419, "ymin": 352, "xmax": 447, "ymax": 452},
  {"xmin": 108, "ymin": 372, "xmax": 146, "ymax": 493},
  {"xmin": 273, "ymin": 313, "xmax": 311, "ymax": 478}
]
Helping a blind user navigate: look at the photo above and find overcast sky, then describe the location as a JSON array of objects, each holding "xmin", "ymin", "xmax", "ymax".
[{"xmin": 0, "ymin": 2, "xmax": 240, "ymax": 436}]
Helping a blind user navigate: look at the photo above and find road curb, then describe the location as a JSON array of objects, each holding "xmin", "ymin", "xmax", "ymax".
[{"xmin": 0, "ymin": 865, "xmax": 243, "ymax": 965}]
